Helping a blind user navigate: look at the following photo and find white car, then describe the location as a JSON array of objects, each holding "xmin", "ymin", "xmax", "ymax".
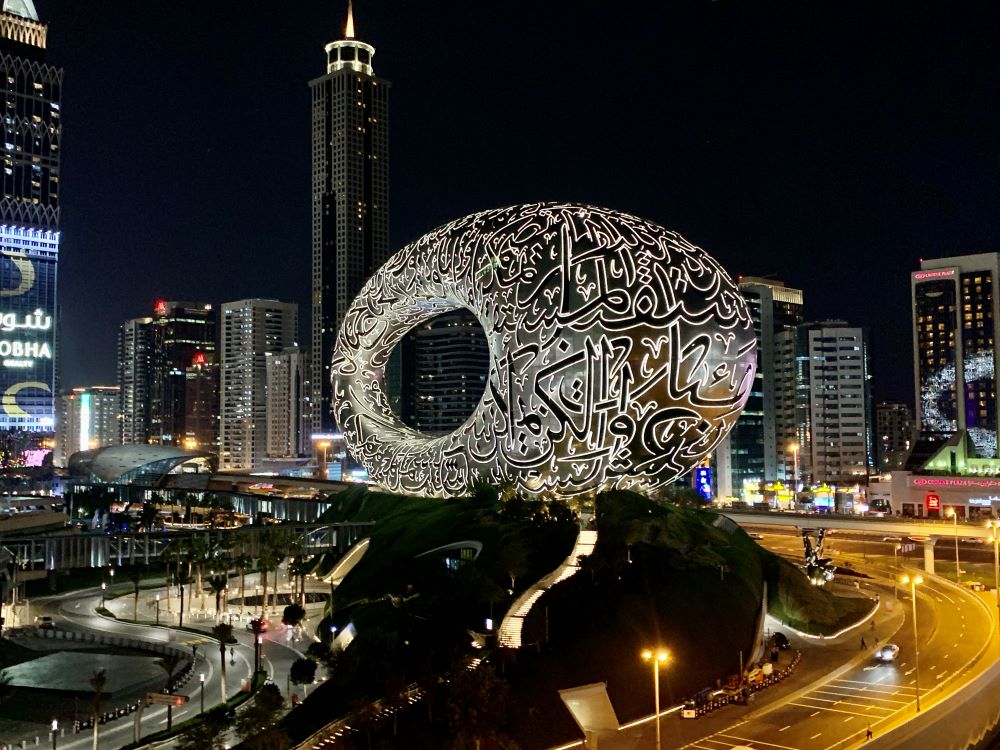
[{"xmin": 876, "ymin": 643, "xmax": 900, "ymax": 662}]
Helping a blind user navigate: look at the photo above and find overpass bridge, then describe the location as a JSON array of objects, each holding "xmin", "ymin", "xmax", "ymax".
[
  {"xmin": 0, "ymin": 521, "xmax": 374, "ymax": 573},
  {"xmin": 722, "ymin": 510, "xmax": 995, "ymax": 574}
]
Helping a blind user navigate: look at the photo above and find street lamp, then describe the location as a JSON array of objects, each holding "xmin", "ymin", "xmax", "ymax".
[
  {"xmin": 51, "ymin": 718, "xmax": 57, "ymax": 750},
  {"xmin": 100, "ymin": 582, "xmax": 106, "ymax": 608},
  {"xmin": 641, "ymin": 648, "xmax": 670, "ymax": 750},
  {"xmin": 987, "ymin": 520, "xmax": 1000, "ymax": 634},
  {"xmin": 946, "ymin": 508, "xmax": 961, "ymax": 584},
  {"xmin": 893, "ymin": 544, "xmax": 901, "ymax": 598},
  {"xmin": 900, "ymin": 574, "xmax": 923, "ymax": 712},
  {"xmin": 787, "ymin": 442, "xmax": 800, "ymax": 493},
  {"xmin": 155, "ymin": 594, "xmax": 160, "ymax": 626},
  {"xmin": 318, "ymin": 440, "xmax": 331, "ymax": 480},
  {"xmin": 199, "ymin": 673, "xmax": 205, "ymax": 714}
]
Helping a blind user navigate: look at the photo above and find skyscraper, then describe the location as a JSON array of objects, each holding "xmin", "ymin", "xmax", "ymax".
[
  {"xmin": 875, "ymin": 401, "xmax": 914, "ymax": 472},
  {"xmin": 400, "ymin": 311, "xmax": 489, "ymax": 435},
  {"xmin": 714, "ymin": 277, "xmax": 803, "ymax": 498},
  {"xmin": 56, "ymin": 386, "xmax": 119, "ymax": 466},
  {"xmin": 779, "ymin": 320, "xmax": 873, "ymax": 485},
  {"xmin": 911, "ymin": 254, "xmax": 1000, "ymax": 461},
  {"xmin": 118, "ymin": 316, "xmax": 154, "ymax": 445},
  {"xmin": 0, "ymin": 1, "xmax": 61, "ymax": 434},
  {"xmin": 148, "ymin": 300, "xmax": 216, "ymax": 445},
  {"xmin": 310, "ymin": 2, "xmax": 390, "ymax": 434},
  {"xmin": 219, "ymin": 299, "xmax": 298, "ymax": 471},
  {"xmin": 266, "ymin": 345, "xmax": 308, "ymax": 459}
]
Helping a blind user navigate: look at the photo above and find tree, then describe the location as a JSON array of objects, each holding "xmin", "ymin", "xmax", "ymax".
[
  {"xmin": 211, "ymin": 622, "xmax": 234, "ymax": 700},
  {"xmin": 232, "ymin": 552, "xmax": 253, "ymax": 617},
  {"xmin": 496, "ymin": 536, "xmax": 530, "ymax": 591},
  {"xmin": 89, "ymin": 668, "xmax": 106, "ymax": 750},
  {"xmin": 288, "ymin": 555, "xmax": 313, "ymax": 606},
  {"xmin": 156, "ymin": 652, "xmax": 184, "ymax": 731},
  {"xmin": 258, "ymin": 545, "xmax": 280, "ymax": 618},
  {"xmin": 175, "ymin": 573, "xmax": 193, "ymax": 628},
  {"xmin": 139, "ymin": 502, "xmax": 159, "ymax": 532},
  {"xmin": 189, "ymin": 535, "xmax": 211, "ymax": 612},
  {"xmin": 281, "ymin": 602, "xmax": 306, "ymax": 629},
  {"xmin": 289, "ymin": 657, "xmax": 317, "ymax": 696},
  {"xmin": 126, "ymin": 567, "xmax": 143, "ymax": 621},
  {"xmin": 234, "ymin": 683, "xmax": 288, "ymax": 750},
  {"xmin": 446, "ymin": 663, "xmax": 516, "ymax": 750},
  {"xmin": 208, "ymin": 574, "xmax": 229, "ymax": 617},
  {"xmin": 176, "ymin": 705, "xmax": 232, "ymax": 750}
]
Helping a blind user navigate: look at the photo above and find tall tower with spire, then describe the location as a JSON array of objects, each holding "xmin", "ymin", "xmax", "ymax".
[{"xmin": 309, "ymin": 1, "xmax": 390, "ymax": 435}]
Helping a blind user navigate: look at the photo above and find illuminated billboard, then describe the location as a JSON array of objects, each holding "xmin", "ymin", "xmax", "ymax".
[{"xmin": 0, "ymin": 225, "xmax": 58, "ymax": 431}]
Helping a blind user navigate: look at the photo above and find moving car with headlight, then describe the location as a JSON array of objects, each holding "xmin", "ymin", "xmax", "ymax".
[{"xmin": 876, "ymin": 643, "xmax": 900, "ymax": 661}]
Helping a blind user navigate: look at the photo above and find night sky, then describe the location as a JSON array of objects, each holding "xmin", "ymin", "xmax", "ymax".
[{"xmin": 43, "ymin": 1, "xmax": 1000, "ymax": 406}]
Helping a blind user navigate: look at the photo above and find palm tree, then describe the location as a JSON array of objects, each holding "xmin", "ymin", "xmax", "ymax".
[
  {"xmin": 208, "ymin": 574, "xmax": 228, "ymax": 618},
  {"xmin": 89, "ymin": 668, "xmax": 106, "ymax": 750},
  {"xmin": 156, "ymin": 652, "xmax": 184, "ymax": 731},
  {"xmin": 288, "ymin": 555, "xmax": 314, "ymax": 607},
  {"xmin": 189, "ymin": 535, "xmax": 211, "ymax": 612},
  {"xmin": 232, "ymin": 553, "xmax": 252, "ymax": 617},
  {"xmin": 175, "ymin": 573, "xmax": 192, "ymax": 628},
  {"xmin": 258, "ymin": 545, "xmax": 279, "ymax": 618},
  {"xmin": 127, "ymin": 567, "xmax": 143, "ymax": 621},
  {"xmin": 211, "ymin": 622, "xmax": 234, "ymax": 701}
]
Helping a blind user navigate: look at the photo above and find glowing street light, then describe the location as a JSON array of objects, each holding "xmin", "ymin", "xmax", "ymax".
[
  {"xmin": 787, "ymin": 442, "xmax": 800, "ymax": 492},
  {"xmin": 199, "ymin": 673, "xmax": 205, "ymax": 714},
  {"xmin": 100, "ymin": 582, "xmax": 106, "ymax": 608},
  {"xmin": 946, "ymin": 508, "xmax": 961, "ymax": 584},
  {"xmin": 641, "ymin": 648, "xmax": 670, "ymax": 750},
  {"xmin": 155, "ymin": 593, "xmax": 160, "ymax": 626},
  {"xmin": 900, "ymin": 574, "xmax": 923, "ymax": 711}
]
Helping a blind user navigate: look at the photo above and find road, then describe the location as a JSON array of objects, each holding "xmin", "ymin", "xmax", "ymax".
[
  {"xmin": 4, "ymin": 572, "xmax": 318, "ymax": 750},
  {"xmin": 597, "ymin": 531, "xmax": 996, "ymax": 750}
]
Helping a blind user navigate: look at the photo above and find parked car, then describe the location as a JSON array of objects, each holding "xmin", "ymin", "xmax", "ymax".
[
  {"xmin": 748, "ymin": 532, "xmax": 764, "ymax": 540},
  {"xmin": 771, "ymin": 632, "xmax": 790, "ymax": 651},
  {"xmin": 34, "ymin": 615, "xmax": 55, "ymax": 630},
  {"xmin": 968, "ymin": 581, "xmax": 987, "ymax": 591},
  {"xmin": 876, "ymin": 643, "xmax": 900, "ymax": 662},
  {"xmin": 961, "ymin": 537, "xmax": 985, "ymax": 545},
  {"xmin": 247, "ymin": 617, "xmax": 270, "ymax": 633}
]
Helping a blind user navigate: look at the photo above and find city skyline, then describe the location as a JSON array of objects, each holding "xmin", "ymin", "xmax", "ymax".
[{"xmin": 38, "ymin": 2, "xmax": 1000, "ymax": 411}]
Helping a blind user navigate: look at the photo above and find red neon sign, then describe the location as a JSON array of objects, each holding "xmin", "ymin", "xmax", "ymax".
[
  {"xmin": 154, "ymin": 299, "xmax": 167, "ymax": 316},
  {"xmin": 192, "ymin": 352, "xmax": 206, "ymax": 366},
  {"xmin": 925, "ymin": 493, "xmax": 941, "ymax": 511},
  {"xmin": 913, "ymin": 269, "xmax": 956, "ymax": 281}
]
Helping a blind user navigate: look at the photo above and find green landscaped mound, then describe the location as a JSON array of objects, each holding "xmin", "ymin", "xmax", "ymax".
[
  {"xmin": 504, "ymin": 490, "xmax": 873, "ymax": 748},
  {"xmin": 281, "ymin": 487, "xmax": 870, "ymax": 749}
]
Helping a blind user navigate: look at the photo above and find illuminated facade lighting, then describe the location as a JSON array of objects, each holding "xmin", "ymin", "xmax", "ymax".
[{"xmin": 332, "ymin": 203, "xmax": 756, "ymax": 498}]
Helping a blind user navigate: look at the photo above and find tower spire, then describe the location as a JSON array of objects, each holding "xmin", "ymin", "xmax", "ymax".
[{"xmin": 344, "ymin": 0, "xmax": 355, "ymax": 39}]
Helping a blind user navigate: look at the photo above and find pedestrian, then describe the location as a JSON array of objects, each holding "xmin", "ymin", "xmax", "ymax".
[
  {"xmin": 861, "ymin": 637, "xmax": 867, "ymax": 650},
  {"xmin": 866, "ymin": 724, "xmax": 873, "ymax": 740}
]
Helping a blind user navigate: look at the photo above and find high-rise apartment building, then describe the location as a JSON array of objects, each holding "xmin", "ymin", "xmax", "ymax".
[
  {"xmin": 714, "ymin": 278, "xmax": 803, "ymax": 497},
  {"xmin": 911, "ymin": 254, "xmax": 1000, "ymax": 461},
  {"xmin": 220, "ymin": 299, "xmax": 298, "ymax": 470},
  {"xmin": 184, "ymin": 351, "xmax": 219, "ymax": 451},
  {"xmin": 780, "ymin": 321, "xmax": 873, "ymax": 485},
  {"xmin": 118, "ymin": 317, "xmax": 154, "ymax": 444},
  {"xmin": 0, "ymin": 1, "xmax": 61, "ymax": 434},
  {"xmin": 400, "ymin": 311, "xmax": 489, "ymax": 434},
  {"xmin": 875, "ymin": 401, "xmax": 914, "ymax": 472},
  {"xmin": 56, "ymin": 386, "xmax": 119, "ymax": 466},
  {"xmin": 116, "ymin": 302, "xmax": 216, "ymax": 447},
  {"xmin": 266, "ymin": 346, "xmax": 308, "ymax": 459},
  {"xmin": 149, "ymin": 300, "xmax": 216, "ymax": 445},
  {"xmin": 310, "ymin": 3, "xmax": 390, "ymax": 434}
]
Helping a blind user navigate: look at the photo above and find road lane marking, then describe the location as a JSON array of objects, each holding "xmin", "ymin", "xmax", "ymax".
[
  {"xmin": 844, "ymin": 716, "xmax": 854, "ymax": 722},
  {"xmin": 790, "ymin": 703, "xmax": 893, "ymax": 718},
  {"xmin": 718, "ymin": 735, "xmax": 799, "ymax": 749},
  {"xmin": 779, "ymin": 725, "xmax": 791, "ymax": 732},
  {"xmin": 810, "ymin": 711, "xmax": 821, "ymax": 717},
  {"xmin": 810, "ymin": 733, "xmax": 822, "ymax": 739},
  {"xmin": 904, "ymin": 668, "xmax": 915, "ymax": 675}
]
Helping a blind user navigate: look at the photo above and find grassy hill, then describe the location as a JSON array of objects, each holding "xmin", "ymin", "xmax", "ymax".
[{"xmin": 283, "ymin": 487, "xmax": 870, "ymax": 748}]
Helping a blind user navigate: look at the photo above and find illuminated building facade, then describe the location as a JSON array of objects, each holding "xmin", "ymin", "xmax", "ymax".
[
  {"xmin": 780, "ymin": 320, "xmax": 873, "ymax": 485},
  {"xmin": 332, "ymin": 203, "xmax": 756, "ymax": 499},
  {"xmin": 266, "ymin": 345, "xmax": 308, "ymax": 458},
  {"xmin": 714, "ymin": 278, "xmax": 803, "ymax": 498},
  {"xmin": 0, "ymin": 1, "xmax": 61, "ymax": 434},
  {"xmin": 148, "ymin": 300, "xmax": 216, "ymax": 445},
  {"xmin": 911, "ymin": 254, "xmax": 1000, "ymax": 461},
  {"xmin": 875, "ymin": 401, "xmax": 913, "ymax": 472},
  {"xmin": 220, "ymin": 299, "xmax": 298, "ymax": 470},
  {"xmin": 400, "ymin": 311, "xmax": 489, "ymax": 435},
  {"xmin": 184, "ymin": 351, "xmax": 219, "ymax": 451},
  {"xmin": 117, "ymin": 316, "xmax": 154, "ymax": 445},
  {"xmin": 56, "ymin": 386, "xmax": 119, "ymax": 466},
  {"xmin": 310, "ymin": 3, "xmax": 390, "ymax": 434}
]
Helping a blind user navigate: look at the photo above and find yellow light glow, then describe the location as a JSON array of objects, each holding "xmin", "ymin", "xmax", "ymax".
[
  {"xmin": 641, "ymin": 648, "xmax": 670, "ymax": 664},
  {"xmin": 641, "ymin": 649, "xmax": 652, "ymax": 660}
]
